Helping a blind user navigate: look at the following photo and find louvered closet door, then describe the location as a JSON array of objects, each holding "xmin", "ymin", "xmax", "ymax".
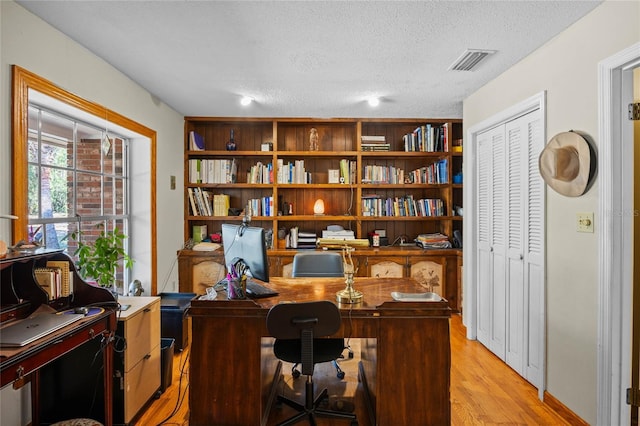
[
  {"xmin": 504, "ymin": 109, "xmax": 544, "ymax": 387},
  {"xmin": 522, "ymin": 109, "xmax": 544, "ymax": 389},
  {"xmin": 490, "ymin": 126, "xmax": 508, "ymax": 359},
  {"xmin": 505, "ymin": 117, "xmax": 526, "ymax": 375},
  {"xmin": 475, "ymin": 108, "xmax": 544, "ymax": 392},
  {"xmin": 476, "ymin": 125, "xmax": 503, "ymax": 349}
]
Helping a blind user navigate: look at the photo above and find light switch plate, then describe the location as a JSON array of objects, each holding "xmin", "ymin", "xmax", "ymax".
[
  {"xmin": 576, "ymin": 212, "xmax": 594, "ymax": 233},
  {"xmin": 170, "ymin": 175, "xmax": 176, "ymax": 190}
]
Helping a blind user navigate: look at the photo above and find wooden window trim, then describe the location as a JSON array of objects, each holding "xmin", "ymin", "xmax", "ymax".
[{"xmin": 11, "ymin": 65, "xmax": 158, "ymax": 293}]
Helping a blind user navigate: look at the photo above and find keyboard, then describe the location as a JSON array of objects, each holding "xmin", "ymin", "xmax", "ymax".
[{"xmin": 245, "ymin": 280, "xmax": 279, "ymax": 298}]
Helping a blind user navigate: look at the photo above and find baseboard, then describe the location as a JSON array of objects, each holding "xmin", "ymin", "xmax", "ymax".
[{"xmin": 543, "ymin": 391, "xmax": 589, "ymax": 426}]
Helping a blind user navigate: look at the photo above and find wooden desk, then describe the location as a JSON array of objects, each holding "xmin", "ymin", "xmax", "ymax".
[
  {"xmin": 187, "ymin": 277, "xmax": 451, "ymax": 426},
  {"xmin": 0, "ymin": 250, "xmax": 116, "ymax": 425}
]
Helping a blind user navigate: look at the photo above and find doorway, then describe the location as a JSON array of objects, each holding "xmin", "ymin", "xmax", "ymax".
[{"xmin": 596, "ymin": 41, "xmax": 640, "ymax": 425}]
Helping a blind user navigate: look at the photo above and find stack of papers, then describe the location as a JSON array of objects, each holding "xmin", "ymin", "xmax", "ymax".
[{"xmin": 415, "ymin": 233, "xmax": 452, "ymax": 249}]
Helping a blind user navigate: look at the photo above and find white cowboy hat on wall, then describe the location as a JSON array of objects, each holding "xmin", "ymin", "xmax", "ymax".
[{"xmin": 539, "ymin": 131, "xmax": 597, "ymax": 197}]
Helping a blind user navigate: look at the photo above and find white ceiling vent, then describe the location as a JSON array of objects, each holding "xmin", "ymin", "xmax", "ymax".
[{"xmin": 449, "ymin": 49, "xmax": 496, "ymax": 71}]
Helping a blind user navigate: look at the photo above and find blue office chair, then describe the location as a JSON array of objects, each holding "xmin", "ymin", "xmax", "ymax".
[
  {"xmin": 291, "ymin": 252, "xmax": 351, "ymax": 379},
  {"xmin": 267, "ymin": 301, "xmax": 357, "ymax": 426}
]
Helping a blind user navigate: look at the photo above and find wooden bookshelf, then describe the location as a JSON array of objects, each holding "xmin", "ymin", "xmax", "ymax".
[{"xmin": 183, "ymin": 117, "xmax": 463, "ymax": 246}]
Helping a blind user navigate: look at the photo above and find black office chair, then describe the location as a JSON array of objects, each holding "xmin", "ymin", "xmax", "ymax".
[
  {"xmin": 267, "ymin": 301, "xmax": 357, "ymax": 426},
  {"xmin": 291, "ymin": 252, "xmax": 352, "ymax": 379},
  {"xmin": 291, "ymin": 251, "xmax": 345, "ymax": 278}
]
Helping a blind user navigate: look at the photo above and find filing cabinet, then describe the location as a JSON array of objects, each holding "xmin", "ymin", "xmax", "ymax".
[{"xmin": 114, "ymin": 296, "xmax": 161, "ymax": 425}]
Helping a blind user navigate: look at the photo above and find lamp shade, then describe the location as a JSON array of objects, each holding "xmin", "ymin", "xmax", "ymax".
[{"xmin": 313, "ymin": 199, "xmax": 325, "ymax": 215}]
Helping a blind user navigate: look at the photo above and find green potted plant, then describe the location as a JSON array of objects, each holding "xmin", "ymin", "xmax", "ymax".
[{"xmin": 72, "ymin": 225, "xmax": 134, "ymax": 297}]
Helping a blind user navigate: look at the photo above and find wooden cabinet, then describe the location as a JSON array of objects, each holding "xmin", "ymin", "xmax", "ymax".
[
  {"xmin": 177, "ymin": 249, "xmax": 226, "ymax": 294},
  {"xmin": 183, "ymin": 117, "xmax": 463, "ymax": 247},
  {"xmin": 178, "ymin": 247, "xmax": 461, "ymax": 311},
  {"xmin": 114, "ymin": 296, "xmax": 160, "ymax": 425}
]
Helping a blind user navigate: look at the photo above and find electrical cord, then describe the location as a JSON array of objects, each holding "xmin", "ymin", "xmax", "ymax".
[
  {"xmin": 156, "ymin": 342, "xmax": 191, "ymax": 425},
  {"xmin": 157, "ymin": 249, "xmax": 181, "ymax": 294},
  {"xmin": 344, "ymin": 183, "xmax": 355, "ymax": 216}
]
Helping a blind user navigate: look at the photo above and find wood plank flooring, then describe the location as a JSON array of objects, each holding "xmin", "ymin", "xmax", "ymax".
[{"xmin": 134, "ymin": 314, "xmax": 571, "ymax": 425}]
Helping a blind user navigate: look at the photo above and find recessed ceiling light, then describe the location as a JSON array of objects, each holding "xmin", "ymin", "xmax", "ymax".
[
  {"xmin": 368, "ymin": 97, "xmax": 380, "ymax": 107},
  {"xmin": 240, "ymin": 96, "xmax": 253, "ymax": 106}
]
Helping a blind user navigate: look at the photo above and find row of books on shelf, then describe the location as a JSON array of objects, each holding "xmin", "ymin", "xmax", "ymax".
[
  {"xmin": 35, "ymin": 261, "xmax": 72, "ymax": 300},
  {"xmin": 246, "ymin": 196, "xmax": 275, "ymax": 217},
  {"xmin": 247, "ymin": 161, "xmax": 273, "ymax": 184},
  {"xmin": 361, "ymin": 165, "xmax": 406, "ymax": 184},
  {"xmin": 188, "ymin": 128, "xmax": 453, "ymax": 154},
  {"xmin": 276, "ymin": 159, "xmax": 311, "ymax": 184},
  {"xmin": 188, "ymin": 188, "xmax": 230, "ymax": 216},
  {"xmin": 274, "ymin": 159, "xmax": 357, "ymax": 185},
  {"xmin": 361, "ymin": 195, "xmax": 445, "ymax": 217},
  {"xmin": 361, "ymin": 159, "xmax": 449, "ymax": 185},
  {"xmin": 406, "ymin": 159, "xmax": 448, "ymax": 184},
  {"xmin": 403, "ymin": 123, "xmax": 449, "ymax": 152},
  {"xmin": 189, "ymin": 158, "xmax": 237, "ymax": 184}
]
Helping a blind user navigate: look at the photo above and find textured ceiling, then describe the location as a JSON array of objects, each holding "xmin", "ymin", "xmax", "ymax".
[{"xmin": 17, "ymin": 0, "xmax": 602, "ymax": 119}]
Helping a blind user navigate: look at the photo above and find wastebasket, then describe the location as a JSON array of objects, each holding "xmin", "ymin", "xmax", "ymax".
[
  {"xmin": 160, "ymin": 337, "xmax": 175, "ymax": 392},
  {"xmin": 160, "ymin": 292, "xmax": 196, "ymax": 351}
]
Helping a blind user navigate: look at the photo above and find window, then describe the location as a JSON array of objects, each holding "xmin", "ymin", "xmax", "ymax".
[
  {"xmin": 27, "ymin": 103, "xmax": 131, "ymax": 284},
  {"xmin": 12, "ymin": 66, "xmax": 158, "ymax": 293}
]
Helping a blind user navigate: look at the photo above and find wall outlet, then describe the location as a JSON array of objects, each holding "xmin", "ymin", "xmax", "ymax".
[{"xmin": 576, "ymin": 212, "xmax": 594, "ymax": 233}]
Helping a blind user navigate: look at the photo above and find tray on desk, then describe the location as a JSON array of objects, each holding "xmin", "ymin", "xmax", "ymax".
[{"xmin": 391, "ymin": 291, "xmax": 442, "ymax": 302}]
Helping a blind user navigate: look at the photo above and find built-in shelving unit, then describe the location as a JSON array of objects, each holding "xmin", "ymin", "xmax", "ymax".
[{"xmin": 183, "ymin": 117, "xmax": 463, "ymax": 246}]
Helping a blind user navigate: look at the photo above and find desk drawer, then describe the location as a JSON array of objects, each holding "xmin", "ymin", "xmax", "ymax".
[
  {"xmin": 124, "ymin": 344, "xmax": 161, "ymax": 423},
  {"xmin": 123, "ymin": 299, "xmax": 160, "ymax": 371}
]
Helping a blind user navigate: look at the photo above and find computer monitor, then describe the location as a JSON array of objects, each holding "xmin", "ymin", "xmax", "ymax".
[{"xmin": 221, "ymin": 223, "xmax": 269, "ymax": 282}]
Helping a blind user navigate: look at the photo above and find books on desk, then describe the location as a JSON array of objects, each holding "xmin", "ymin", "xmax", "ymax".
[{"xmin": 34, "ymin": 261, "xmax": 72, "ymax": 300}]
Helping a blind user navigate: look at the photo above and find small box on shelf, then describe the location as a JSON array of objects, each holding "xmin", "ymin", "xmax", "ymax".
[{"xmin": 192, "ymin": 225, "xmax": 207, "ymax": 243}]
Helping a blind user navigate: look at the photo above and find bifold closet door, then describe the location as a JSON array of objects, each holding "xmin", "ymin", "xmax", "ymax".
[
  {"xmin": 475, "ymin": 108, "xmax": 544, "ymax": 390},
  {"xmin": 504, "ymin": 110, "xmax": 544, "ymax": 385},
  {"xmin": 476, "ymin": 124, "xmax": 506, "ymax": 359}
]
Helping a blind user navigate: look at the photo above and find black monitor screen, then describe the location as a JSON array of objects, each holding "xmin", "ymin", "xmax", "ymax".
[{"xmin": 221, "ymin": 223, "xmax": 269, "ymax": 282}]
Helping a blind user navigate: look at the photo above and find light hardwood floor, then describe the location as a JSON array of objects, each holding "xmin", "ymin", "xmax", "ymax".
[{"xmin": 135, "ymin": 314, "xmax": 572, "ymax": 425}]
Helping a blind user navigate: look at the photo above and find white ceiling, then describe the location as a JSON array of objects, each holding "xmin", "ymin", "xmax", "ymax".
[{"xmin": 17, "ymin": 0, "xmax": 602, "ymax": 119}]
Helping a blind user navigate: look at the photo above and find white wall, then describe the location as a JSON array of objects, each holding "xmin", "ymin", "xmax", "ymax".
[
  {"xmin": 1, "ymin": 0, "xmax": 186, "ymax": 287},
  {"xmin": 464, "ymin": 1, "xmax": 640, "ymax": 423},
  {"xmin": 1, "ymin": 1, "xmax": 185, "ymax": 423}
]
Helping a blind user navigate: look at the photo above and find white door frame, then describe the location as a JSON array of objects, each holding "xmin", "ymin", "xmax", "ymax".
[
  {"xmin": 597, "ymin": 41, "xmax": 640, "ymax": 426},
  {"xmin": 463, "ymin": 91, "xmax": 546, "ymax": 399}
]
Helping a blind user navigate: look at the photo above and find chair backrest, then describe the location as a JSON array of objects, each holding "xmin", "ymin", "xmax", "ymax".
[
  {"xmin": 266, "ymin": 300, "xmax": 341, "ymax": 339},
  {"xmin": 291, "ymin": 252, "xmax": 344, "ymax": 277},
  {"xmin": 267, "ymin": 301, "xmax": 342, "ymax": 376}
]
